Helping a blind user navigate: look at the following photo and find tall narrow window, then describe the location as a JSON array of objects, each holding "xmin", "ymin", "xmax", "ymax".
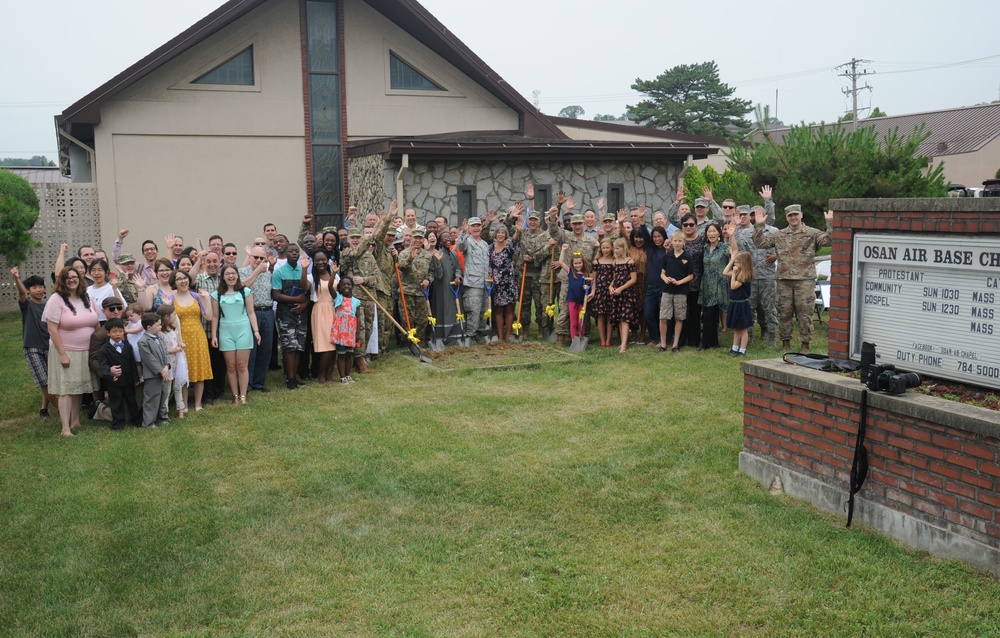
[
  {"xmin": 193, "ymin": 46, "xmax": 254, "ymax": 85},
  {"xmin": 305, "ymin": 0, "xmax": 344, "ymax": 229},
  {"xmin": 607, "ymin": 184, "xmax": 624, "ymax": 218},
  {"xmin": 458, "ymin": 186, "xmax": 477, "ymax": 220},
  {"xmin": 533, "ymin": 185, "xmax": 551, "ymax": 214},
  {"xmin": 389, "ymin": 52, "xmax": 443, "ymax": 91}
]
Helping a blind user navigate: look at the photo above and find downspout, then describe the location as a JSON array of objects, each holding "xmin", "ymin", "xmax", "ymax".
[
  {"xmin": 59, "ymin": 128, "xmax": 97, "ymax": 182},
  {"xmin": 395, "ymin": 153, "xmax": 409, "ymax": 207}
]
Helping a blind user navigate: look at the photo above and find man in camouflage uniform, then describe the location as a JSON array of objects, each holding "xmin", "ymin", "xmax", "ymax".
[
  {"xmin": 548, "ymin": 208, "xmax": 597, "ymax": 345},
  {"xmin": 340, "ymin": 226, "xmax": 380, "ymax": 372},
  {"xmin": 371, "ymin": 213, "xmax": 398, "ymax": 352},
  {"xmin": 518, "ymin": 210, "xmax": 554, "ymax": 338},
  {"xmin": 396, "ymin": 226, "xmax": 435, "ymax": 341},
  {"xmin": 667, "ymin": 186, "xmax": 724, "ymax": 236},
  {"xmin": 732, "ymin": 204, "xmax": 778, "ymax": 347},
  {"xmin": 114, "ymin": 254, "xmax": 140, "ymax": 304},
  {"xmin": 752, "ymin": 204, "xmax": 833, "ymax": 352}
]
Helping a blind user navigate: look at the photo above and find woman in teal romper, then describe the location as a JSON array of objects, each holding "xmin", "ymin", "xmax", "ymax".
[{"xmin": 210, "ymin": 265, "xmax": 260, "ymax": 405}]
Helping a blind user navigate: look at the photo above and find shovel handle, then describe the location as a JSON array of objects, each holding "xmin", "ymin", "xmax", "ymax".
[{"xmin": 358, "ymin": 284, "xmax": 409, "ymax": 334}]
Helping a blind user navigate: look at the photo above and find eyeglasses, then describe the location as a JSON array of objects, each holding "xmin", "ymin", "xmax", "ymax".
[
  {"xmin": 224, "ymin": 252, "xmax": 237, "ymax": 256},
  {"xmin": 106, "ymin": 305, "xmax": 123, "ymax": 311},
  {"xmin": 143, "ymin": 247, "xmax": 157, "ymax": 252},
  {"xmin": 722, "ymin": 205, "xmax": 735, "ymax": 210},
  {"xmin": 251, "ymin": 255, "xmax": 264, "ymax": 260},
  {"xmin": 254, "ymin": 242, "xmax": 266, "ymax": 246},
  {"xmin": 157, "ymin": 268, "xmax": 172, "ymax": 273},
  {"xmin": 682, "ymin": 223, "xmax": 696, "ymax": 228},
  {"xmin": 65, "ymin": 276, "xmax": 80, "ymax": 282}
]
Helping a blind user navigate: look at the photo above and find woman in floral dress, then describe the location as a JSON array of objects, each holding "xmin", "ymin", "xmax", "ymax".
[{"xmin": 488, "ymin": 224, "xmax": 521, "ymax": 341}]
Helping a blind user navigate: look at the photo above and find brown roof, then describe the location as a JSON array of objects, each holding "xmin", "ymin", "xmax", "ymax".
[
  {"xmin": 760, "ymin": 102, "xmax": 1000, "ymax": 157},
  {"xmin": 56, "ymin": 0, "xmax": 566, "ymax": 140},
  {"xmin": 347, "ymin": 132, "xmax": 717, "ymax": 161}
]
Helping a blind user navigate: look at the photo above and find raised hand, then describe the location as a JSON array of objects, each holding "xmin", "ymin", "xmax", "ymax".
[
  {"xmin": 299, "ymin": 255, "xmax": 311, "ymax": 269},
  {"xmin": 597, "ymin": 197, "xmax": 606, "ymax": 213},
  {"xmin": 759, "ymin": 185, "xmax": 773, "ymax": 200},
  {"xmin": 565, "ymin": 195, "xmax": 575, "ymax": 211},
  {"xmin": 198, "ymin": 288, "xmax": 210, "ymax": 300},
  {"xmin": 754, "ymin": 207, "xmax": 767, "ymax": 225},
  {"xmin": 702, "ymin": 186, "xmax": 714, "ymax": 202},
  {"xmin": 556, "ymin": 189, "xmax": 567, "ymax": 207},
  {"xmin": 118, "ymin": 229, "xmax": 129, "ymax": 240},
  {"xmin": 824, "ymin": 210, "xmax": 834, "ymax": 221},
  {"xmin": 389, "ymin": 199, "xmax": 399, "ymax": 217},
  {"xmin": 617, "ymin": 208, "xmax": 627, "ymax": 223},
  {"xmin": 165, "ymin": 232, "xmax": 177, "ymax": 248},
  {"xmin": 676, "ymin": 185, "xmax": 686, "ymax": 202},
  {"xmin": 10, "ymin": 266, "xmax": 19, "ymax": 278},
  {"xmin": 302, "ymin": 212, "xmax": 313, "ymax": 225},
  {"xmin": 525, "ymin": 184, "xmax": 534, "ymax": 200}
]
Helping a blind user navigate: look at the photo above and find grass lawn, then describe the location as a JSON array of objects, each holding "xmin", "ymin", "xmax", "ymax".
[{"xmin": 1, "ymin": 312, "xmax": 998, "ymax": 637}]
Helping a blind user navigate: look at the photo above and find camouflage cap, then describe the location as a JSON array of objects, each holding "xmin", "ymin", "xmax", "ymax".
[
  {"xmin": 348, "ymin": 227, "xmax": 362, "ymax": 238},
  {"xmin": 570, "ymin": 214, "xmax": 585, "ymax": 224},
  {"xmin": 468, "ymin": 216, "xmax": 483, "ymax": 226},
  {"xmin": 527, "ymin": 211, "xmax": 541, "ymax": 220},
  {"xmin": 320, "ymin": 225, "xmax": 338, "ymax": 235},
  {"xmin": 694, "ymin": 198, "xmax": 709, "ymax": 208},
  {"xmin": 602, "ymin": 213, "xmax": 616, "ymax": 222},
  {"xmin": 736, "ymin": 205, "xmax": 751, "ymax": 215},
  {"xmin": 116, "ymin": 253, "xmax": 136, "ymax": 264},
  {"xmin": 412, "ymin": 227, "xmax": 426, "ymax": 239},
  {"xmin": 785, "ymin": 204, "xmax": 803, "ymax": 215}
]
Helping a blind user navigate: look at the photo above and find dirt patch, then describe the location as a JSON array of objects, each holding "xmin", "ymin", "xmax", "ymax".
[
  {"xmin": 844, "ymin": 370, "xmax": 999, "ymax": 412},
  {"xmin": 423, "ymin": 341, "xmax": 577, "ymax": 370}
]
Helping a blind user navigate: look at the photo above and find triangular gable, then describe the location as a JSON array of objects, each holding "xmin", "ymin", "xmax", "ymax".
[{"xmin": 193, "ymin": 45, "xmax": 254, "ymax": 85}]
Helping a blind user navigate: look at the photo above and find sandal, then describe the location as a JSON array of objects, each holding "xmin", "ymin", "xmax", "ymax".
[{"xmin": 239, "ymin": 395, "xmax": 247, "ymax": 405}]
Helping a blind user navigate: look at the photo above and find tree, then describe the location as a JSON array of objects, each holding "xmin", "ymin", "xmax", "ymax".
[
  {"xmin": 869, "ymin": 107, "xmax": 888, "ymax": 118},
  {"xmin": 727, "ymin": 116, "xmax": 948, "ymax": 228},
  {"xmin": 593, "ymin": 113, "xmax": 628, "ymax": 122},
  {"xmin": 0, "ymin": 156, "xmax": 56, "ymax": 167},
  {"xmin": 558, "ymin": 105, "xmax": 585, "ymax": 119},
  {"xmin": 0, "ymin": 170, "xmax": 42, "ymax": 265},
  {"xmin": 994, "ymin": 167, "xmax": 1000, "ymax": 179},
  {"xmin": 838, "ymin": 106, "xmax": 888, "ymax": 123},
  {"xmin": 627, "ymin": 61, "xmax": 752, "ymax": 137}
]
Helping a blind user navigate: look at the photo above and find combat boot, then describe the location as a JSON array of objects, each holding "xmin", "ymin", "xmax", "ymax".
[
  {"xmin": 800, "ymin": 342, "xmax": 810, "ymax": 354},
  {"xmin": 355, "ymin": 358, "xmax": 371, "ymax": 374},
  {"xmin": 557, "ymin": 335, "xmax": 566, "ymax": 346},
  {"xmin": 768, "ymin": 334, "xmax": 777, "ymax": 348}
]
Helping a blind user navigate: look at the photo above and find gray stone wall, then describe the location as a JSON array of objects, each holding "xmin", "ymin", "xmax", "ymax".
[
  {"xmin": 348, "ymin": 156, "xmax": 681, "ymax": 226},
  {"xmin": 347, "ymin": 154, "xmax": 386, "ymax": 216}
]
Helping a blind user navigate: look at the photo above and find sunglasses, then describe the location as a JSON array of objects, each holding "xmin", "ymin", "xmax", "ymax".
[
  {"xmin": 722, "ymin": 205, "xmax": 735, "ymax": 210},
  {"xmin": 224, "ymin": 252, "xmax": 237, "ymax": 256},
  {"xmin": 106, "ymin": 305, "xmax": 124, "ymax": 311},
  {"xmin": 254, "ymin": 242, "xmax": 266, "ymax": 246},
  {"xmin": 682, "ymin": 223, "xmax": 696, "ymax": 228},
  {"xmin": 251, "ymin": 255, "xmax": 264, "ymax": 260}
]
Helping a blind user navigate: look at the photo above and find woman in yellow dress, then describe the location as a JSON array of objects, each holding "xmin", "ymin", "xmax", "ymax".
[{"xmin": 170, "ymin": 269, "xmax": 213, "ymax": 411}]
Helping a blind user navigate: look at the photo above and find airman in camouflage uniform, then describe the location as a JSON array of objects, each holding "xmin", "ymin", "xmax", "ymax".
[
  {"xmin": 371, "ymin": 214, "xmax": 398, "ymax": 351},
  {"xmin": 752, "ymin": 204, "xmax": 833, "ymax": 352},
  {"xmin": 548, "ymin": 209, "xmax": 598, "ymax": 344},
  {"xmin": 518, "ymin": 211, "xmax": 553, "ymax": 336},
  {"xmin": 114, "ymin": 254, "xmax": 140, "ymax": 304},
  {"xmin": 597, "ymin": 213, "xmax": 621, "ymax": 241},
  {"xmin": 341, "ymin": 227, "xmax": 380, "ymax": 370},
  {"xmin": 396, "ymin": 226, "xmax": 435, "ymax": 340}
]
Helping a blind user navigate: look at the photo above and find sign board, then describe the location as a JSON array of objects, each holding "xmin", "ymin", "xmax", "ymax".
[{"xmin": 851, "ymin": 234, "xmax": 1000, "ymax": 391}]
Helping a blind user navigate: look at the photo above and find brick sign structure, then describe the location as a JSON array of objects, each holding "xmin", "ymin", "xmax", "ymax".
[{"xmin": 741, "ymin": 198, "xmax": 1000, "ymax": 577}]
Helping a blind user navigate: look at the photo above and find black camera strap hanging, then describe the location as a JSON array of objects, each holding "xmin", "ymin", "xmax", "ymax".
[{"xmin": 847, "ymin": 389, "xmax": 869, "ymax": 527}]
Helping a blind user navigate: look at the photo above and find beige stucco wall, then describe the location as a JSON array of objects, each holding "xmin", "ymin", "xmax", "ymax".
[
  {"xmin": 93, "ymin": 0, "xmax": 307, "ymax": 249},
  {"xmin": 932, "ymin": 136, "xmax": 1000, "ymax": 188},
  {"xmin": 342, "ymin": 0, "xmax": 519, "ymax": 139}
]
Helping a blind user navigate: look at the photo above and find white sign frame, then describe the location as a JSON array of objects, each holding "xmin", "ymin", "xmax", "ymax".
[{"xmin": 851, "ymin": 233, "xmax": 1000, "ymax": 391}]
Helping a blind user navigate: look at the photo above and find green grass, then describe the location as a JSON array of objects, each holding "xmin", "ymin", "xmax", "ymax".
[{"xmin": 2, "ymin": 312, "xmax": 998, "ymax": 636}]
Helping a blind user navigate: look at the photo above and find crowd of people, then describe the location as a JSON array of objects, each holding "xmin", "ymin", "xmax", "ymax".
[{"xmin": 13, "ymin": 185, "xmax": 832, "ymax": 436}]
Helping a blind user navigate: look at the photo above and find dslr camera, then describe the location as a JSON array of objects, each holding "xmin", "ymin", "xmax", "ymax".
[{"xmin": 865, "ymin": 363, "xmax": 921, "ymax": 395}]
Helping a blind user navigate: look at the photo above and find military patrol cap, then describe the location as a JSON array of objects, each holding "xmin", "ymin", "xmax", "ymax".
[
  {"xmin": 527, "ymin": 211, "xmax": 541, "ymax": 221},
  {"xmin": 750, "ymin": 205, "xmax": 765, "ymax": 213},
  {"xmin": 570, "ymin": 214, "xmax": 585, "ymax": 224},
  {"xmin": 348, "ymin": 227, "xmax": 362, "ymax": 238},
  {"xmin": 412, "ymin": 227, "xmax": 426, "ymax": 239},
  {"xmin": 116, "ymin": 253, "xmax": 136, "ymax": 264},
  {"xmin": 694, "ymin": 198, "xmax": 709, "ymax": 208},
  {"xmin": 602, "ymin": 213, "xmax": 616, "ymax": 222},
  {"xmin": 736, "ymin": 205, "xmax": 751, "ymax": 215},
  {"xmin": 385, "ymin": 224, "xmax": 397, "ymax": 236},
  {"xmin": 320, "ymin": 225, "xmax": 338, "ymax": 235},
  {"xmin": 468, "ymin": 216, "xmax": 483, "ymax": 226},
  {"xmin": 785, "ymin": 204, "xmax": 803, "ymax": 216}
]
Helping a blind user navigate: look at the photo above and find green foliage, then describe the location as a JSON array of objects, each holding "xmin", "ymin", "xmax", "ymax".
[
  {"xmin": 627, "ymin": 61, "xmax": 752, "ymax": 137},
  {"xmin": 0, "ymin": 156, "xmax": 55, "ymax": 167},
  {"xmin": 0, "ymin": 170, "xmax": 42, "ymax": 265},
  {"xmin": 727, "ymin": 119, "xmax": 948, "ymax": 227},
  {"xmin": 715, "ymin": 169, "xmax": 757, "ymax": 207},
  {"xmin": 995, "ymin": 167, "xmax": 1000, "ymax": 179},
  {"xmin": 682, "ymin": 165, "xmax": 708, "ymax": 208},
  {"xmin": 557, "ymin": 105, "xmax": 585, "ymax": 119},
  {"xmin": 870, "ymin": 106, "xmax": 888, "ymax": 118},
  {"xmin": 592, "ymin": 113, "xmax": 628, "ymax": 122}
]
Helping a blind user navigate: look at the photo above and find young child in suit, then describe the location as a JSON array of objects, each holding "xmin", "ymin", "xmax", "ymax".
[
  {"xmin": 138, "ymin": 313, "xmax": 171, "ymax": 428},
  {"xmin": 97, "ymin": 318, "xmax": 141, "ymax": 430}
]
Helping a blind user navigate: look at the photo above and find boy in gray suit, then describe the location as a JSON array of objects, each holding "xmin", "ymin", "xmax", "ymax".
[{"xmin": 137, "ymin": 313, "xmax": 170, "ymax": 428}]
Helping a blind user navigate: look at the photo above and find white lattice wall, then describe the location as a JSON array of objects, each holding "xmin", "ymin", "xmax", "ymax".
[{"xmin": 0, "ymin": 183, "xmax": 101, "ymax": 312}]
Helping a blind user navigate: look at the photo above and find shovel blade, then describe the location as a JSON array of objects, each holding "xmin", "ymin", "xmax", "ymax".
[
  {"xmin": 429, "ymin": 339, "xmax": 446, "ymax": 352},
  {"xmin": 569, "ymin": 337, "xmax": 588, "ymax": 353},
  {"xmin": 544, "ymin": 323, "xmax": 558, "ymax": 343}
]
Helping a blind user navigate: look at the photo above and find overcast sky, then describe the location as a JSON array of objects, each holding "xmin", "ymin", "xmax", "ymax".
[{"xmin": 3, "ymin": 0, "xmax": 998, "ymax": 159}]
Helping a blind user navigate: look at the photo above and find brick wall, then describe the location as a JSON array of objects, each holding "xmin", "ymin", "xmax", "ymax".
[
  {"xmin": 825, "ymin": 198, "xmax": 1000, "ymax": 360},
  {"xmin": 742, "ymin": 359, "xmax": 1000, "ymax": 573}
]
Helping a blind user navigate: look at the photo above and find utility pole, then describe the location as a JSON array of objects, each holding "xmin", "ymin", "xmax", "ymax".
[{"xmin": 836, "ymin": 58, "xmax": 873, "ymax": 130}]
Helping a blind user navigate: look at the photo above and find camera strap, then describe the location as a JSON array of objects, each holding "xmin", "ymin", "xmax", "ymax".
[{"xmin": 847, "ymin": 389, "xmax": 869, "ymax": 527}]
